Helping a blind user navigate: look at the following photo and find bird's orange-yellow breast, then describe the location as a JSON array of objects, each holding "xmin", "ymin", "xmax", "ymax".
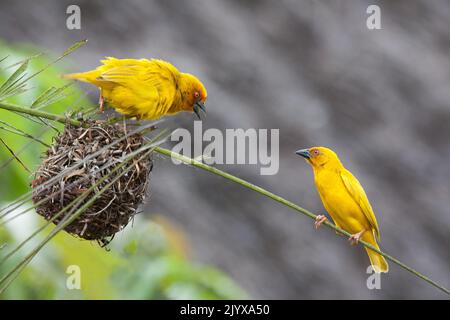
[{"xmin": 314, "ymin": 168, "xmax": 372, "ymax": 234}]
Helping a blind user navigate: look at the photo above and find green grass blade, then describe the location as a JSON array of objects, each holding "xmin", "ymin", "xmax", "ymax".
[{"xmin": 0, "ymin": 60, "xmax": 28, "ymax": 99}]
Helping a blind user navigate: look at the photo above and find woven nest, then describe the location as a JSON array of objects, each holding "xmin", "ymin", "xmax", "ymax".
[{"xmin": 32, "ymin": 121, "xmax": 153, "ymax": 246}]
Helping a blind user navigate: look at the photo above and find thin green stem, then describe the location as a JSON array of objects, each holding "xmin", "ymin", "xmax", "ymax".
[{"xmin": 0, "ymin": 101, "xmax": 82, "ymax": 126}]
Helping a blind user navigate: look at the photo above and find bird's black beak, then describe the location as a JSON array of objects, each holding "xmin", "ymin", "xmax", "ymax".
[
  {"xmin": 295, "ymin": 149, "xmax": 311, "ymax": 159},
  {"xmin": 193, "ymin": 101, "xmax": 206, "ymax": 120}
]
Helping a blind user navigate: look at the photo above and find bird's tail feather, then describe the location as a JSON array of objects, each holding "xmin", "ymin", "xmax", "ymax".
[
  {"xmin": 363, "ymin": 232, "xmax": 389, "ymax": 273},
  {"xmin": 62, "ymin": 71, "xmax": 99, "ymax": 84}
]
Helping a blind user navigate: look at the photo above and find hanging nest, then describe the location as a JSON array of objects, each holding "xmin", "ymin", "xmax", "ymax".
[{"xmin": 31, "ymin": 121, "xmax": 153, "ymax": 246}]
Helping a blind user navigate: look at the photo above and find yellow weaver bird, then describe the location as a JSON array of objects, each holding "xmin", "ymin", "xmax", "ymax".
[
  {"xmin": 63, "ymin": 57, "xmax": 207, "ymax": 120},
  {"xmin": 296, "ymin": 147, "xmax": 388, "ymax": 273}
]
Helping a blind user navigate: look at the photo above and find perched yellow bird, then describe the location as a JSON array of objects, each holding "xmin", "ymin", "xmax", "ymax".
[
  {"xmin": 296, "ymin": 147, "xmax": 388, "ymax": 273},
  {"xmin": 64, "ymin": 57, "xmax": 207, "ymax": 120}
]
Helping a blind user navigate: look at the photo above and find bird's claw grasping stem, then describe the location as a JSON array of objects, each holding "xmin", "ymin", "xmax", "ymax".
[
  {"xmin": 314, "ymin": 215, "xmax": 328, "ymax": 229},
  {"xmin": 348, "ymin": 229, "xmax": 366, "ymax": 246},
  {"xmin": 99, "ymin": 95, "xmax": 105, "ymax": 113}
]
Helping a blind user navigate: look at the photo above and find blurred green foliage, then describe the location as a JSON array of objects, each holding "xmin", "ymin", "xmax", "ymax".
[
  {"xmin": 0, "ymin": 41, "xmax": 247, "ymax": 299},
  {"xmin": 1, "ymin": 217, "xmax": 247, "ymax": 299}
]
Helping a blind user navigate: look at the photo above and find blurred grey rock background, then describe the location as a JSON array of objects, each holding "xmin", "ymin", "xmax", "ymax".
[{"xmin": 1, "ymin": 0, "xmax": 449, "ymax": 298}]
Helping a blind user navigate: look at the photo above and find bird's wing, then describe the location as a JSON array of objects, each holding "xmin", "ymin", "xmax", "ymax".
[
  {"xmin": 97, "ymin": 58, "xmax": 178, "ymax": 89},
  {"xmin": 95, "ymin": 58, "xmax": 179, "ymax": 117},
  {"xmin": 97, "ymin": 61, "xmax": 178, "ymax": 103},
  {"xmin": 97, "ymin": 66, "xmax": 157, "ymax": 86},
  {"xmin": 340, "ymin": 169, "xmax": 380, "ymax": 239}
]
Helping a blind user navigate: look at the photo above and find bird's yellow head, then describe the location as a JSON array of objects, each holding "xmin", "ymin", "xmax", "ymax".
[
  {"xmin": 295, "ymin": 146, "xmax": 341, "ymax": 169},
  {"xmin": 179, "ymin": 73, "xmax": 208, "ymax": 119}
]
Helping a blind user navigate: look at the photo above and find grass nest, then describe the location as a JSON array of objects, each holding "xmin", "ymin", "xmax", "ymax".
[{"xmin": 32, "ymin": 121, "xmax": 153, "ymax": 246}]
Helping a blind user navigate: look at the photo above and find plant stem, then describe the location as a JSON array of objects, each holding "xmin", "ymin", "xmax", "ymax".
[
  {"xmin": 0, "ymin": 101, "xmax": 82, "ymax": 126},
  {"xmin": 0, "ymin": 102, "xmax": 448, "ymax": 295}
]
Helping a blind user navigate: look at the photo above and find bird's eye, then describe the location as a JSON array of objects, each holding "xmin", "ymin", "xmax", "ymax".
[
  {"xmin": 194, "ymin": 91, "xmax": 200, "ymax": 99},
  {"xmin": 312, "ymin": 149, "xmax": 320, "ymax": 156}
]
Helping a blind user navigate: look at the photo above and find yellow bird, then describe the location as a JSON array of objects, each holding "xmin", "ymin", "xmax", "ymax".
[
  {"xmin": 296, "ymin": 146, "xmax": 388, "ymax": 273},
  {"xmin": 64, "ymin": 57, "xmax": 207, "ymax": 120}
]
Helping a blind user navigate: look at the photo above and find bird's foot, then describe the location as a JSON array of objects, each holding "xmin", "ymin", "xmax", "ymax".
[
  {"xmin": 98, "ymin": 96, "xmax": 105, "ymax": 113},
  {"xmin": 314, "ymin": 215, "xmax": 328, "ymax": 229},
  {"xmin": 122, "ymin": 116, "xmax": 128, "ymax": 136},
  {"xmin": 348, "ymin": 229, "xmax": 366, "ymax": 246}
]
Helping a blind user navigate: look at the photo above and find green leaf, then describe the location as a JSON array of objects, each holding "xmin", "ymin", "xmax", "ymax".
[
  {"xmin": 0, "ymin": 60, "xmax": 28, "ymax": 99},
  {"xmin": 62, "ymin": 39, "xmax": 88, "ymax": 57},
  {"xmin": 30, "ymin": 83, "xmax": 72, "ymax": 109},
  {"xmin": 5, "ymin": 53, "xmax": 42, "ymax": 70},
  {"xmin": 0, "ymin": 137, "xmax": 30, "ymax": 173},
  {"xmin": 0, "ymin": 55, "xmax": 9, "ymax": 66}
]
